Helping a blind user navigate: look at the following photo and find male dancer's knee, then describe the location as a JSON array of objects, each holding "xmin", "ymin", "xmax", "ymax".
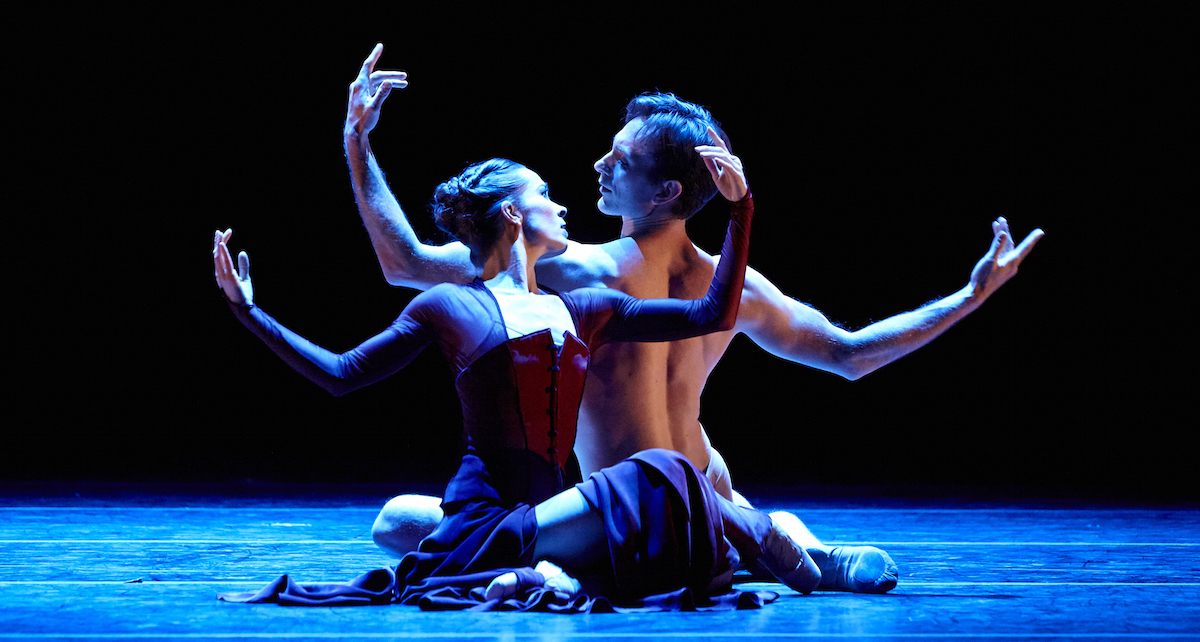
[
  {"xmin": 705, "ymin": 445, "xmax": 736, "ymax": 502},
  {"xmin": 730, "ymin": 489, "xmax": 753, "ymax": 508},
  {"xmin": 371, "ymin": 494, "xmax": 443, "ymax": 558}
]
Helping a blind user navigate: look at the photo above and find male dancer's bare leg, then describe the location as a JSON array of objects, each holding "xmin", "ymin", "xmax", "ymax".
[
  {"xmin": 706, "ymin": 445, "xmax": 899, "ymax": 594},
  {"xmin": 488, "ymin": 474, "xmax": 821, "ymax": 600},
  {"xmin": 375, "ymin": 448, "xmax": 899, "ymax": 595}
]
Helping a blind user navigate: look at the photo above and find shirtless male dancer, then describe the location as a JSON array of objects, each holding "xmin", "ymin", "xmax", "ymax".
[{"xmin": 346, "ymin": 45, "xmax": 1044, "ymax": 593}]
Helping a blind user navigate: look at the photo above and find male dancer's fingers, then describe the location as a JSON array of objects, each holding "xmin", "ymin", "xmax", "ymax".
[
  {"xmin": 370, "ymin": 71, "xmax": 409, "ymax": 92},
  {"xmin": 362, "ymin": 43, "xmax": 383, "ymax": 77},
  {"xmin": 993, "ymin": 230, "xmax": 1008, "ymax": 260},
  {"xmin": 238, "ymin": 251, "xmax": 251, "ymax": 281},
  {"xmin": 1007, "ymin": 228, "xmax": 1045, "ymax": 268},
  {"xmin": 371, "ymin": 82, "xmax": 393, "ymax": 109},
  {"xmin": 981, "ymin": 227, "xmax": 1005, "ymax": 266},
  {"xmin": 996, "ymin": 217, "xmax": 1015, "ymax": 253}
]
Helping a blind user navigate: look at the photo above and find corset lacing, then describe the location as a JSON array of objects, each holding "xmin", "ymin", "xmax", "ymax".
[{"xmin": 545, "ymin": 337, "xmax": 560, "ymax": 464}]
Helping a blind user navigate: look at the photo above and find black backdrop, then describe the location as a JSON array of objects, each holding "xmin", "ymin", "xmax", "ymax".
[{"xmin": 9, "ymin": 3, "xmax": 1190, "ymax": 502}]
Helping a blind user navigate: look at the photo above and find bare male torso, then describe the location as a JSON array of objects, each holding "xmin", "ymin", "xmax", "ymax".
[{"xmin": 536, "ymin": 232, "xmax": 741, "ymax": 478}]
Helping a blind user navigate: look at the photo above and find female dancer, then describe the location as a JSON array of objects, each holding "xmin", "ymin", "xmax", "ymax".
[{"xmin": 213, "ymin": 149, "xmax": 817, "ymax": 612}]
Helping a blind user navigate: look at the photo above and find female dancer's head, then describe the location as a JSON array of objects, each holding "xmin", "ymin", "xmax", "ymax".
[{"xmin": 432, "ymin": 159, "xmax": 568, "ymax": 260}]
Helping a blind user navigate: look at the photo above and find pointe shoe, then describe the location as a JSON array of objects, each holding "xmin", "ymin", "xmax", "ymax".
[
  {"xmin": 484, "ymin": 571, "xmax": 521, "ymax": 601},
  {"xmin": 534, "ymin": 560, "xmax": 581, "ymax": 596},
  {"xmin": 758, "ymin": 516, "xmax": 820, "ymax": 594},
  {"xmin": 808, "ymin": 545, "xmax": 898, "ymax": 593},
  {"xmin": 483, "ymin": 561, "xmax": 581, "ymax": 601}
]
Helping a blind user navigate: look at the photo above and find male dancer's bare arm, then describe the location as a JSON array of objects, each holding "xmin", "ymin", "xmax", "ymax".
[
  {"xmin": 344, "ymin": 44, "xmax": 475, "ymax": 290},
  {"xmin": 736, "ymin": 218, "xmax": 1044, "ymax": 380}
]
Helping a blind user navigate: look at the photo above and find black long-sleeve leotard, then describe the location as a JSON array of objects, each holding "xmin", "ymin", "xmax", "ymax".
[{"xmin": 221, "ymin": 196, "xmax": 772, "ymax": 612}]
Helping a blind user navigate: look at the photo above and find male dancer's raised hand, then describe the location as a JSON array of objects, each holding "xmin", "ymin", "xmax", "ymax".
[
  {"xmin": 345, "ymin": 44, "xmax": 409, "ymax": 138},
  {"xmin": 968, "ymin": 217, "xmax": 1044, "ymax": 302}
]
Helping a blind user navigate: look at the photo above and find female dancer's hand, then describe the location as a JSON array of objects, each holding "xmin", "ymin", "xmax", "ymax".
[
  {"xmin": 213, "ymin": 229, "xmax": 253, "ymax": 305},
  {"xmin": 695, "ymin": 126, "xmax": 748, "ymax": 201}
]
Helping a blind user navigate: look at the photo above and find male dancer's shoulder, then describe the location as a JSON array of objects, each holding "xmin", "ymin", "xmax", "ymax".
[{"xmin": 536, "ymin": 239, "xmax": 627, "ymax": 291}]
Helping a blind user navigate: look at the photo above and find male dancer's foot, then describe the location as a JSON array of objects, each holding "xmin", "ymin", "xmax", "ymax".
[
  {"xmin": 757, "ymin": 515, "xmax": 821, "ymax": 594},
  {"xmin": 769, "ymin": 511, "xmax": 898, "ymax": 594}
]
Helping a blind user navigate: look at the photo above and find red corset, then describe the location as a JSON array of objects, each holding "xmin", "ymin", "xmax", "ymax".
[{"xmin": 453, "ymin": 330, "xmax": 589, "ymax": 471}]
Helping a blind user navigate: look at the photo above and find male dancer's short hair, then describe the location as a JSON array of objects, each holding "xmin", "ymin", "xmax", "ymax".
[{"xmin": 624, "ymin": 92, "xmax": 732, "ymax": 220}]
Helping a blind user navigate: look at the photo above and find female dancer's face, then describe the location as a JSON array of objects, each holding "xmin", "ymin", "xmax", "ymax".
[{"xmin": 513, "ymin": 168, "xmax": 569, "ymax": 254}]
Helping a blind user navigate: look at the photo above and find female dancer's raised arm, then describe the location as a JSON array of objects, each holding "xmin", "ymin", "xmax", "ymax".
[
  {"xmin": 213, "ymin": 229, "xmax": 436, "ymax": 397},
  {"xmin": 215, "ymin": 153, "xmax": 817, "ymax": 612}
]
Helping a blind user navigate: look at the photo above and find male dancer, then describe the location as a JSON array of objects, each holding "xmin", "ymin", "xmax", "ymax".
[{"xmin": 345, "ymin": 45, "xmax": 1043, "ymax": 593}]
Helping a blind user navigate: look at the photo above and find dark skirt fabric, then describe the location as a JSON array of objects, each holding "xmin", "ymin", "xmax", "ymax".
[
  {"xmin": 219, "ymin": 449, "xmax": 777, "ymax": 612},
  {"xmin": 577, "ymin": 449, "xmax": 740, "ymax": 600}
]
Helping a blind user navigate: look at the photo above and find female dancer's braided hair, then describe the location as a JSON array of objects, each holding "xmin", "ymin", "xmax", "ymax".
[{"xmin": 431, "ymin": 158, "xmax": 527, "ymax": 251}]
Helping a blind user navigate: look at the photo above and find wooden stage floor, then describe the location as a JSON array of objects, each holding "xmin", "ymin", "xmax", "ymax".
[{"xmin": 1, "ymin": 483, "xmax": 1196, "ymax": 640}]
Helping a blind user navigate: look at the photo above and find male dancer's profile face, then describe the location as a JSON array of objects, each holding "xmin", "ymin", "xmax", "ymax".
[{"xmin": 593, "ymin": 118, "xmax": 661, "ymax": 220}]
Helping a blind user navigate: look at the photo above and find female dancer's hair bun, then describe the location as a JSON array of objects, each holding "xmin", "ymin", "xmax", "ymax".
[{"xmin": 431, "ymin": 158, "xmax": 526, "ymax": 251}]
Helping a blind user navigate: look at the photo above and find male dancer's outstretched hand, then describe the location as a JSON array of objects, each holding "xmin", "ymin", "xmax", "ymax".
[
  {"xmin": 968, "ymin": 217, "xmax": 1044, "ymax": 302},
  {"xmin": 213, "ymin": 229, "xmax": 253, "ymax": 306},
  {"xmin": 345, "ymin": 43, "xmax": 409, "ymax": 138},
  {"xmin": 695, "ymin": 126, "xmax": 748, "ymax": 201}
]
